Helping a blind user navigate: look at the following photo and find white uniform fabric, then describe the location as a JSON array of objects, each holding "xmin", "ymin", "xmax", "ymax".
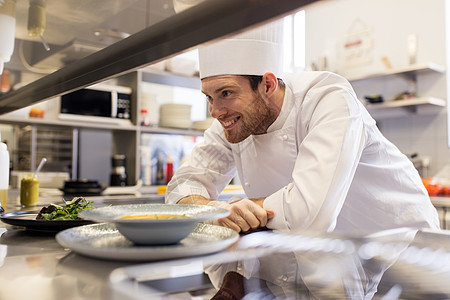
[{"xmin": 165, "ymin": 71, "xmax": 440, "ymax": 234}]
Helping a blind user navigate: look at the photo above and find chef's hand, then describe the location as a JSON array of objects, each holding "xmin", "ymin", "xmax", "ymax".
[{"xmin": 206, "ymin": 199, "xmax": 274, "ymax": 233}]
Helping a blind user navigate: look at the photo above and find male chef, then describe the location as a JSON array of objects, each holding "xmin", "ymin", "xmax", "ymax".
[{"xmin": 165, "ymin": 21, "xmax": 440, "ymax": 235}]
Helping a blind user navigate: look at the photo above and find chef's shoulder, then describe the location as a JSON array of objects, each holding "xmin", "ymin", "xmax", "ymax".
[{"xmin": 282, "ymin": 71, "xmax": 354, "ymax": 96}]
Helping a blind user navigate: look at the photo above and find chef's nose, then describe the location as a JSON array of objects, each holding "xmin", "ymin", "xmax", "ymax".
[{"xmin": 209, "ymin": 101, "xmax": 226, "ymax": 119}]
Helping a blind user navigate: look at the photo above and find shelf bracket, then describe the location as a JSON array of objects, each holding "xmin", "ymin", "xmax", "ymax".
[
  {"xmin": 401, "ymin": 105, "xmax": 418, "ymax": 114},
  {"xmin": 398, "ymin": 72, "xmax": 417, "ymax": 95}
]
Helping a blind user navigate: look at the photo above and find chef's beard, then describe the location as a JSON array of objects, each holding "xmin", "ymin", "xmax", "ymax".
[{"xmin": 224, "ymin": 93, "xmax": 276, "ymax": 144}]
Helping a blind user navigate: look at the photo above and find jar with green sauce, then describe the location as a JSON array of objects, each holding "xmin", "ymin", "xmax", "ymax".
[{"xmin": 20, "ymin": 174, "xmax": 39, "ymax": 207}]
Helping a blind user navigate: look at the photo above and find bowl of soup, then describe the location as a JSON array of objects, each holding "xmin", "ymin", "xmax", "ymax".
[{"xmin": 79, "ymin": 204, "xmax": 230, "ymax": 245}]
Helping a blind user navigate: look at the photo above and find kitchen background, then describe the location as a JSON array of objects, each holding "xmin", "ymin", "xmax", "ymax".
[
  {"xmin": 1, "ymin": 0, "xmax": 450, "ymax": 189},
  {"xmin": 305, "ymin": 0, "xmax": 450, "ymax": 179}
]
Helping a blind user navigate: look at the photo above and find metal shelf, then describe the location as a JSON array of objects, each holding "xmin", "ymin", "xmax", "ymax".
[
  {"xmin": 0, "ymin": 116, "xmax": 207, "ymax": 136},
  {"xmin": 139, "ymin": 125, "xmax": 204, "ymax": 136},
  {"xmin": 0, "ymin": 115, "xmax": 138, "ymax": 131},
  {"xmin": 0, "ymin": 0, "xmax": 318, "ymax": 115}
]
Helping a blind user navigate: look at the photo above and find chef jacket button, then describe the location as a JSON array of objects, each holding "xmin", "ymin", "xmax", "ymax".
[
  {"xmin": 244, "ymin": 182, "xmax": 250, "ymax": 187},
  {"xmin": 237, "ymin": 263, "xmax": 242, "ymax": 272},
  {"xmin": 281, "ymin": 275, "xmax": 288, "ymax": 282},
  {"xmin": 282, "ymin": 135, "xmax": 288, "ymax": 141}
]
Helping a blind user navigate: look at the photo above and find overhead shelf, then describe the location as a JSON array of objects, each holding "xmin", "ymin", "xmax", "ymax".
[
  {"xmin": 347, "ymin": 62, "xmax": 445, "ymax": 82},
  {"xmin": 0, "ymin": 0, "xmax": 318, "ymax": 115},
  {"xmin": 0, "ymin": 115, "xmax": 206, "ymax": 136},
  {"xmin": 0, "ymin": 115, "xmax": 137, "ymax": 131},
  {"xmin": 141, "ymin": 70, "xmax": 200, "ymax": 90}
]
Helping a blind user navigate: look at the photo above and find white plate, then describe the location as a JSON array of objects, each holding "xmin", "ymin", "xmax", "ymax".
[
  {"xmin": 159, "ymin": 119, "xmax": 192, "ymax": 129},
  {"xmin": 193, "ymin": 118, "xmax": 214, "ymax": 130},
  {"xmin": 78, "ymin": 204, "xmax": 229, "ymax": 245},
  {"xmin": 159, "ymin": 103, "xmax": 191, "ymax": 111},
  {"xmin": 79, "ymin": 204, "xmax": 229, "ymax": 224},
  {"xmin": 56, "ymin": 223, "xmax": 238, "ymax": 261}
]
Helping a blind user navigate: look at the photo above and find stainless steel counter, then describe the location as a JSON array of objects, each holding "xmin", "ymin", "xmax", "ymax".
[
  {"xmin": 0, "ymin": 190, "xmax": 171, "ymax": 300},
  {"xmin": 2, "ymin": 191, "xmax": 450, "ymax": 300}
]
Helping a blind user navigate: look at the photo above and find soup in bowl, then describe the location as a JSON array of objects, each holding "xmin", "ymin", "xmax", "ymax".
[{"xmin": 79, "ymin": 204, "xmax": 230, "ymax": 245}]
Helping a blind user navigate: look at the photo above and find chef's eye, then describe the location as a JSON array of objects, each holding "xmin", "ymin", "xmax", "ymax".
[
  {"xmin": 206, "ymin": 95, "xmax": 213, "ymax": 103},
  {"xmin": 222, "ymin": 90, "xmax": 232, "ymax": 97}
]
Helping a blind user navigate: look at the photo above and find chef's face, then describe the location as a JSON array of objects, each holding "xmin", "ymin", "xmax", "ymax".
[{"xmin": 202, "ymin": 75, "xmax": 274, "ymax": 143}]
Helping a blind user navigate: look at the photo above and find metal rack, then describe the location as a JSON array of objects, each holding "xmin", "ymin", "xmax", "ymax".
[{"xmin": 17, "ymin": 125, "xmax": 75, "ymax": 175}]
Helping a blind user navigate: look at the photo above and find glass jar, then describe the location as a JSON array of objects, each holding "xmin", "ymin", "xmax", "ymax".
[{"xmin": 20, "ymin": 173, "xmax": 39, "ymax": 207}]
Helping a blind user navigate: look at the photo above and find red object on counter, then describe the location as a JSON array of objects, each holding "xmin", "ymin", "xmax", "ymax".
[
  {"xmin": 422, "ymin": 177, "xmax": 450, "ymax": 196},
  {"xmin": 165, "ymin": 156, "xmax": 174, "ymax": 184}
]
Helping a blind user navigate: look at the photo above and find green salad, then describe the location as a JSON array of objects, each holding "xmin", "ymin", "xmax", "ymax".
[{"xmin": 36, "ymin": 197, "xmax": 93, "ymax": 220}]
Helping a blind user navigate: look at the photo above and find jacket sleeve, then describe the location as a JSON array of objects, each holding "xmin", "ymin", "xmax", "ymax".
[
  {"xmin": 264, "ymin": 74, "xmax": 366, "ymax": 232},
  {"xmin": 165, "ymin": 120, "xmax": 237, "ymax": 204}
]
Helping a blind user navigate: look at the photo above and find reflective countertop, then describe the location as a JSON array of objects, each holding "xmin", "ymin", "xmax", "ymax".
[
  {"xmin": 2, "ymin": 190, "xmax": 450, "ymax": 300},
  {"xmin": 0, "ymin": 190, "xmax": 172, "ymax": 300}
]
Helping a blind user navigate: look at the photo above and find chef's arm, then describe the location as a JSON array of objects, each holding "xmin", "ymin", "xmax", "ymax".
[
  {"xmin": 248, "ymin": 197, "xmax": 265, "ymax": 208},
  {"xmin": 177, "ymin": 194, "xmax": 271, "ymax": 232},
  {"xmin": 207, "ymin": 198, "xmax": 272, "ymax": 232},
  {"xmin": 165, "ymin": 121, "xmax": 237, "ymax": 205},
  {"xmin": 177, "ymin": 195, "xmax": 265, "ymax": 207},
  {"xmin": 177, "ymin": 194, "xmax": 213, "ymax": 205}
]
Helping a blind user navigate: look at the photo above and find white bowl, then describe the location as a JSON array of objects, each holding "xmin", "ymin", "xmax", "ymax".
[{"xmin": 79, "ymin": 204, "xmax": 229, "ymax": 245}]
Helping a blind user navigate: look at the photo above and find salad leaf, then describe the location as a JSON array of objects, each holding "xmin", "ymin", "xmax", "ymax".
[{"xmin": 36, "ymin": 197, "xmax": 93, "ymax": 220}]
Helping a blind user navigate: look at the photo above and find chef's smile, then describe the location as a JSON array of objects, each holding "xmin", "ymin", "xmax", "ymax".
[{"xmin": 220, "ymin": 116, "xmax": 240, "ymax": 129}]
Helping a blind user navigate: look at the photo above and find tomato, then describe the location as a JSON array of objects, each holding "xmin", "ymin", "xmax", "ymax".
[{"xmin": 422, "ymin": 177, "xmax": 440, "ymax": 196}]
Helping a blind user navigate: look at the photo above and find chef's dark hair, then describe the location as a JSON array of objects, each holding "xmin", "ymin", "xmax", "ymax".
[{"xmin": 241, "ymin": 75, "xmax": 285, "ymax": 91}]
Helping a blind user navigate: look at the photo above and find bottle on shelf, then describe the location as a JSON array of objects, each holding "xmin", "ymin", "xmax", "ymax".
[
  {"xmin": 165, "ymin": 156, "xmax": 174, "ymax": 184},
  {"xmin": 110, "ymin": 154, "xmax": 128, "ymax": 186},
  {"xmin": 156, "ymin": 152, "xmax": 165, "ymax": 185},
  {"xmin": 140, "ymin": 108, "xmax": 150, "ymax": 126}
]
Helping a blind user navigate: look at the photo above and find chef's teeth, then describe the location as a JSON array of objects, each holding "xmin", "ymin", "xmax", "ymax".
[{"xmin": 223, "ymin": 119, "xmax": 236, "ymax": 127}]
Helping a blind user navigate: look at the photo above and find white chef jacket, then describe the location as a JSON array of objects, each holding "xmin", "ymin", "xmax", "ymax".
[{"xmin": 166, "ymin": 71, "xmax": 440, "ymax": 234}]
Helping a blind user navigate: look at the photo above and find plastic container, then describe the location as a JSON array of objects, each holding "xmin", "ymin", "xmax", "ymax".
[
  {"xmin": 0, "ymin": 132, "xmax": 9, "ymax": 210},
  {"xmin": 0, "ymin": 0, "xmax": 16, "ymax": 74}
]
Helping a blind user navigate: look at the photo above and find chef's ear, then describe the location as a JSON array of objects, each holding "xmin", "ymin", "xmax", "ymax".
[{"xmin": 261, "ymin": 72, "xmax": 278, "ymax": 97}]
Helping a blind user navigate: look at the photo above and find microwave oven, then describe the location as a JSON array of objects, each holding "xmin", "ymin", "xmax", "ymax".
[{"xmin": 59, "ymin": 84, "xmax": 132, "ymax": 125}]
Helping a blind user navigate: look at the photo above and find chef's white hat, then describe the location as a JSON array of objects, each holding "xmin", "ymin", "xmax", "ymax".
[{"xmin": 198, "ymin": 20, "xmax": 284, "ymax": 79}]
